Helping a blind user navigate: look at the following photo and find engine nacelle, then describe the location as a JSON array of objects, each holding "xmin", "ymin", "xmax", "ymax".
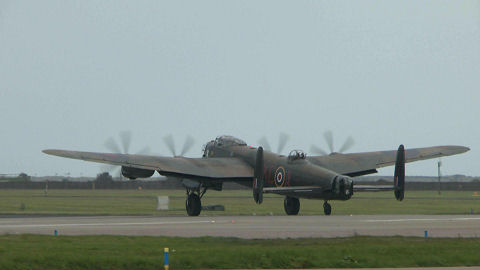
[
  {"xmin": 332, "ymin": 175, "xmax": 354, "ymax": 200},
  {"xmin": 121, "ymin": 166, "xmax": 155, "ymax": 180}
]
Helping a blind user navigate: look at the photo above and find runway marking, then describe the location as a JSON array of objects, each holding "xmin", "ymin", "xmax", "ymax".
[
  {"xmin": 362, "ymin": 217, "xmax": 480, "ymax": 223},
  {"xmin": 0, "ymin": 220, "xmax": 220, "ymax": 229}
]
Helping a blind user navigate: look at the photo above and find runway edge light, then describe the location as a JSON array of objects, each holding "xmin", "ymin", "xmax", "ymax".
[{"xmin": 164, "ymin": 247, "xmax": 169, "ymax": 270}]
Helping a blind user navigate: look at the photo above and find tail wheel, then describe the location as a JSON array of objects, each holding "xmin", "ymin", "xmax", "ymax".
[
  {"xmin": 186, "ymin": 194, "xmax": 201, "ymax": 216},
  {"xmin": 323, "ymin": 201, "xmax": 332, "ymax": 216},
  {"xmin": 284, "ymin": 196, "xmax": 300, "ymax": 215}
]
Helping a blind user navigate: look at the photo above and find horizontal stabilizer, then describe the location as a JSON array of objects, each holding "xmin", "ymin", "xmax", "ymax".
[
  {"xmin": 263, "ymin": 186, "xmax": 323, "ymax": 196},
  {"xmin": 353, "ymin": 185, "xmax": 394, "ymax": 192}
]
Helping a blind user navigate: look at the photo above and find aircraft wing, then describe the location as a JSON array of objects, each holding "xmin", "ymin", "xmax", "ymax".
[
  {"xmin": 43, "ymin": 149, "xmax": 253, "ymax": 180},
  {"xmin": 308, "ymin": 145, "xmax": 470, "ymax": 177}
]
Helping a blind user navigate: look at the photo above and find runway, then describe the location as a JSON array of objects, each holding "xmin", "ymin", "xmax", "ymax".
[{"xmin": 1, "ymin": 215, "xmax": 480, "ymax": 238}]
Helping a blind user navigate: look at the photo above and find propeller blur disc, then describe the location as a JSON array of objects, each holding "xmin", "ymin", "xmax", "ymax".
[{"xmin": 163, "ymin": 134, "xmax": 176, "ymax": 156}]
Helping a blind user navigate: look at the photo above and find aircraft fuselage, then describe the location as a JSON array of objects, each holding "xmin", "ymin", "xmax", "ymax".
[{"xmin": 202, "ymin": 141, "xmax": 353, "ymax": 200}]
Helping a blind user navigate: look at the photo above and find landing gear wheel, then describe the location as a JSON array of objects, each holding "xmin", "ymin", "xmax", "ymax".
[
  {"xmin": 186, "ymin": 193, "xmax": 202, "ymax": 216},
  {"xmin": 284, "ymin": 197, "xmax": 300, "ymax": 215},
  {"xmin": 323, "ymin": 201, "xmax": 332, "ymax": 216}
]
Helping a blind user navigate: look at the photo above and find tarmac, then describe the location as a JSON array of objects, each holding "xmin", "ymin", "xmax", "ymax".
[{"xmin": 1, "ymin": 215, "xmax": 480, "ymax": 238}]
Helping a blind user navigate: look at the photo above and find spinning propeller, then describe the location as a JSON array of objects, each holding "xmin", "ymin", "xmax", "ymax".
[
  {"xmin": 101, "ymin": 131, "xmax": 150, "ymax": 177},
  {"xmin": 163, "ymin": 134, "xmax": 195, "ymax": 157},
  {"xmin": 257, "ymin": 133, "xmax": 290, "ymax": 154},
  {"xmin": 310, "ymin": 131, "xmax": 355, "ymax": 156}
]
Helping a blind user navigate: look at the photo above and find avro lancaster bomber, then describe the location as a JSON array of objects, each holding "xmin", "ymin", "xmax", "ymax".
[{"xmin": 43, "ymin": 135, "xmax": 469, "ymax": 216}]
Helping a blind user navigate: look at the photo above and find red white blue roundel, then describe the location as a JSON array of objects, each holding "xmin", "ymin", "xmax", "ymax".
[{"xmin": 274, "ymin": 167, "xmax": 286, "ymax": 187}]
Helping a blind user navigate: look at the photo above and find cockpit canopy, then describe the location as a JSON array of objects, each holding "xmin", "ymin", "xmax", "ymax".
[
  {"xmin": 214, "ymin": 135, "xmax": 247, "ymax": 147},
  {"xmin": 288, "ymin": 149, "xmax": 306, "ymax": 161}
]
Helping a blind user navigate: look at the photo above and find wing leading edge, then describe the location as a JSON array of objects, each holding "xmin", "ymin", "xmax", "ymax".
[
  {"xmin": 43, "ymin": 149, "xmax": 253, "ymax": 180},
  {"xmin": 308, "ymin": 145, "xmax": 470, "ymax": 177}
]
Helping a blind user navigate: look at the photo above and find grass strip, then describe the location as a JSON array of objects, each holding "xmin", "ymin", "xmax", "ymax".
[
  {"xmin": 1, "ymin": 190, "xmax": 480, "ymax": 216},
  {"xmin": 0, "ymin": 235, "xmax": 479, "ymax": 269}
]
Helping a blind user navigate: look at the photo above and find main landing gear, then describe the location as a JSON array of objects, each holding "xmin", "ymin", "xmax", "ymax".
[
  {"xmin": 185, "ymin": 187, "xmax": 207, "ymax": 216},
  {"xmin": 284, "ymin": 196, "xmax": 300, "ymax": 215},
  {"xmin": 323, "ymin": 201, "xmax": 332, "ymax": 216}
]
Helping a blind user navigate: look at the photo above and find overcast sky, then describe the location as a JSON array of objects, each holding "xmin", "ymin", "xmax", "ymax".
[{"xmin": 1, "ymin": 0, "xmax": 479, "ymax": 177}]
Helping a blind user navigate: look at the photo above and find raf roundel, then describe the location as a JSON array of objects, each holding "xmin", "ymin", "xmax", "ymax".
[{"xmin": 274, "ymin": 167, "xmax": 286, "ymax": 187}]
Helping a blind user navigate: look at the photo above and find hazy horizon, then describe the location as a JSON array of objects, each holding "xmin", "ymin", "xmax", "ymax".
[{"xmin": 1, "ymin": 1, "xmax": 479, "ymax": 177}]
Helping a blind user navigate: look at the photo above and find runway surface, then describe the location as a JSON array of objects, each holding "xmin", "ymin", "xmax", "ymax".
[{"xmin": 1, "ymin": 215, "xmax": 480, "ymax": 238}]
